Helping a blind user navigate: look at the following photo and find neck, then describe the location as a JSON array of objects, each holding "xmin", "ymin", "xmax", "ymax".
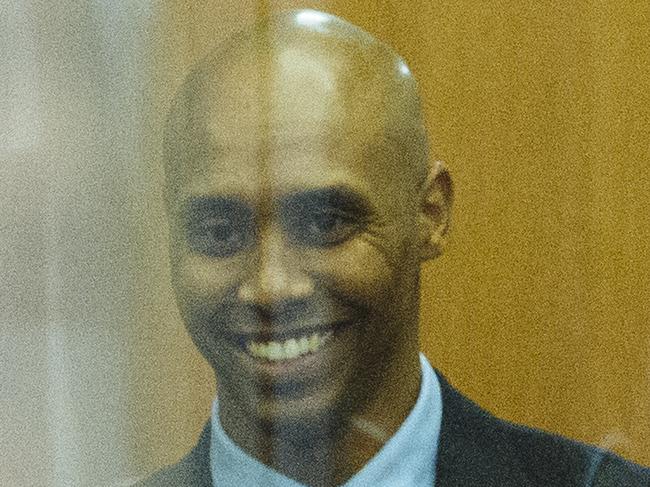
[{"xmin": 219, "ymin": 349, "xmax": 421, "ymax": 487}]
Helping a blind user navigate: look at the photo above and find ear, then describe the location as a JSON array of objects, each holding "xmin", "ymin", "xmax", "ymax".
[{"xmin": 418, "ymin": 160, "xmax": 453, "ymax": 261}]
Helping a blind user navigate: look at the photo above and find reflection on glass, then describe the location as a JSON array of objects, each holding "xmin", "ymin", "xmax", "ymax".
[
  {"xmin": 294, "ymin": 9, "xmax": 332, "ymax": 30},
  {"xmin": 4, "ymin": 3, "xmax": 650, "ymax": 486},
  {"xmin": 137, "ymin": 8, "xmax": 649, "ymax": 487}
]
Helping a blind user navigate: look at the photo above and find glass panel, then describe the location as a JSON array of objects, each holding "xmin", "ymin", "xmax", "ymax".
[{"xmin": 3, "ymin": 1, "xmax": 649, "ymax": 485}]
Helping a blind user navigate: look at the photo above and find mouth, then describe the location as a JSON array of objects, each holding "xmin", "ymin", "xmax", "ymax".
[
  {"xmin": 235, "ymin": 320, "xmax": 354, "ymax": 363},
  {"xmin": 222, "ymin": 318, "xmax": 363, "ymax": 404}
]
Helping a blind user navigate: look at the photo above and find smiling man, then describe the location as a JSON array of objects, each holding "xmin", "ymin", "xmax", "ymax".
[{"xmin": 138, "ymin": 9, "xmax": 649, "ymax": 487}]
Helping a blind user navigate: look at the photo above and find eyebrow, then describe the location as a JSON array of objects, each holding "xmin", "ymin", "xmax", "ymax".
[
  {"xmin": 182, "ymin": 196, "xmax": 253, "ymax": 219},
  {"xmin": 182, "ymin": 185, "xmax": 374, "ymax": 216},
  {"xmin": 282, "ymin": 186, "xmax": 373, "ymax": 215}
]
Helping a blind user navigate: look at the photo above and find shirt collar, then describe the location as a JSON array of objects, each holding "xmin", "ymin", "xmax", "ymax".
[{"xmin": 210, "ymin": 353, "xmax": 443, "ymax": 486}]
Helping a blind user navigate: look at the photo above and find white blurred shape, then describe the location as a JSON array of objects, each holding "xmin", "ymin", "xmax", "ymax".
[
  {"xmin": 398, "ymin": 59, "xmax": 411, "ymax": 77},
  {"xmin": 294, "ymin": 9, "xmax": 332, "ymax": 31}
]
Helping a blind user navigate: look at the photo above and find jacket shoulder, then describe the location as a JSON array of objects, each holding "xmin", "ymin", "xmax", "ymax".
[
  {"xmin": 489, "ymin": 412, "xmax": 649, "ymax": 486},
  {"xmin": 435, "ymin": 370, "xmax": 650, "ymax": 487},
  {"xmin": 590, "ymin": 452, "xmax": 650, "ymax": 487}
]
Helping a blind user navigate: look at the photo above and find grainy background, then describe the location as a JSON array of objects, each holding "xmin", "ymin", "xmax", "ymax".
[
  {"xmin": 2, "ymin": 1, "xmax": 648, "ymax": 484},
  {"xmin": 138, "ymin": 0, "xmax": 650, "ymax": 473}
]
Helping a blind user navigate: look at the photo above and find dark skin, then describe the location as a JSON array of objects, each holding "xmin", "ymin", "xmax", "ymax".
[{"xmin": 164, "ymin": 10, "xmax": 452, "ymax": 487}]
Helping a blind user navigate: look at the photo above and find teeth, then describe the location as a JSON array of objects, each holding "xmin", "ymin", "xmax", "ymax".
[
  {"xmin": 284, "ymin": 339, "xmax": 299, "ymax": 359},
  {"xmin": 267, "ymin": 342, "xmax": 282, "ymax": 360},
  {"xmin": 308, "ymin": 333, "xmax": 321, "ymax": 352},
  {"xmin": 246, "ymin": 332, "xmax": 333, "ymax": 362}
]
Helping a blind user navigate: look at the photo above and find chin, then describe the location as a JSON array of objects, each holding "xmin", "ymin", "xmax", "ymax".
[
  {"xmin": 255, "ymin": 406, "xmax": 346, "ymax": 444},
  {"xmin": 243, "ymin": 378, "xmax": 355, "ymax": 439}
]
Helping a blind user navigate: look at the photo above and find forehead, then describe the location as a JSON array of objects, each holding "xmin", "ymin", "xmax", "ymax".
[
  {"xmin": 174, "ymin": 51, "xmax": 409, "ymax": 201},
  {"xmin": 164, "ymin": 36, "xmax": 429, "ymax": 210},
  {"xmin": 198, "ymin": 45, "xmax": 394, "ymax": 146},
  {"xmin": 177, "ymin": 134, "xmax": 402, "ymax": 208}
]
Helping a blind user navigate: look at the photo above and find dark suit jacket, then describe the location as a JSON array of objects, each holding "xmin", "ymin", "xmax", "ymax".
[{"xmin": 136, "ymin": 372, "xmax": 650, "ymax": 486}]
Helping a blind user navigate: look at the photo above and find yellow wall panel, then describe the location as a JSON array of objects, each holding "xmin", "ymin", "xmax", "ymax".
[{"xmin": 135, "ymin": 0, "xmax": 650, "ymax": 472}]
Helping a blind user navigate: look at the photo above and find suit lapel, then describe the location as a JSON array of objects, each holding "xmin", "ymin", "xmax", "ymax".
[
  {"xmin": 435, "ymin": 370, "xmax": 485, "ymax": 487},
  {"xmin": 180, "ymin": 422, "xmax": 213, "ymax": 486},
  {"xmin": 434, "ymin": 371, "xmax": 529, "ymax": 487}
]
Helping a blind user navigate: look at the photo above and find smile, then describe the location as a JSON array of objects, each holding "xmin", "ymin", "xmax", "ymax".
[
  {"xmin": 238, "ymin": 320, "xmax": 354, "ymax": 362},
  {"xmin": 246, "ymin": 332, "xmax": 333, "ymax": 361}
]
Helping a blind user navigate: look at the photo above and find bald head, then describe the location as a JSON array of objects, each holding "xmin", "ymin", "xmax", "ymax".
[
  {"xmin": 163, "ymin": 10, "xmax": 430, "ymax": 203},
  {"xmin": 165, "ymin": 13, "xmax": 452, "ymax": 471}
]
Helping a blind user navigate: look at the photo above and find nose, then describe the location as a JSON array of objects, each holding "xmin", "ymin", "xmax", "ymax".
[{"xmin": 237, "ymin": 225, "xmax": 314, "ymax": 308}]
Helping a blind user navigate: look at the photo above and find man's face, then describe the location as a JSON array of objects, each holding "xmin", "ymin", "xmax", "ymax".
[{"xmin": 167, "ymin": 48, "xmax": 427, "ymax": 429}]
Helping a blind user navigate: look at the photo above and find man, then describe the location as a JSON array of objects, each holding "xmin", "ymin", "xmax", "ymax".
[{"xmin": 139, "ymin": 9, "xmax": 649, "ymax": 487}]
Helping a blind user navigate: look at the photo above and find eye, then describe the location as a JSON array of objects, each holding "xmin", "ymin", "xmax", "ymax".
[
  {"xmin": 282, "ymin": 189, "xmax": 370, "ymax": 248},
  {"xmin": 184, "ymin": 198, "xmax": 254, "ymax": 257},
  {"xmin": 288, "ymin": 206, "xmax": 360, "ymax": 247}
]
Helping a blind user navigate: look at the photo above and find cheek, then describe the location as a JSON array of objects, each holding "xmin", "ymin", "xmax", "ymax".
[
  {"xmin": 171, "ymin": 254, "xmax": 242, "ymax": 310},
  {"xmin": 171, "ymin": 255, "xmax": 244, "ymax": 362},
  {"xmin": 314, "ymin": 238, "xmax": 398, "ymax": 303}
]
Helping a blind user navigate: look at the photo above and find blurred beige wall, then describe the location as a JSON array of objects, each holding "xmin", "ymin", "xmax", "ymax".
[
  {"xmin": 2, "ymin": 1, "xmax": 157, "ymax": 485},
  {"xmin": 130, "ymin": 0, "xmax": 650, "ymax": 476}
]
